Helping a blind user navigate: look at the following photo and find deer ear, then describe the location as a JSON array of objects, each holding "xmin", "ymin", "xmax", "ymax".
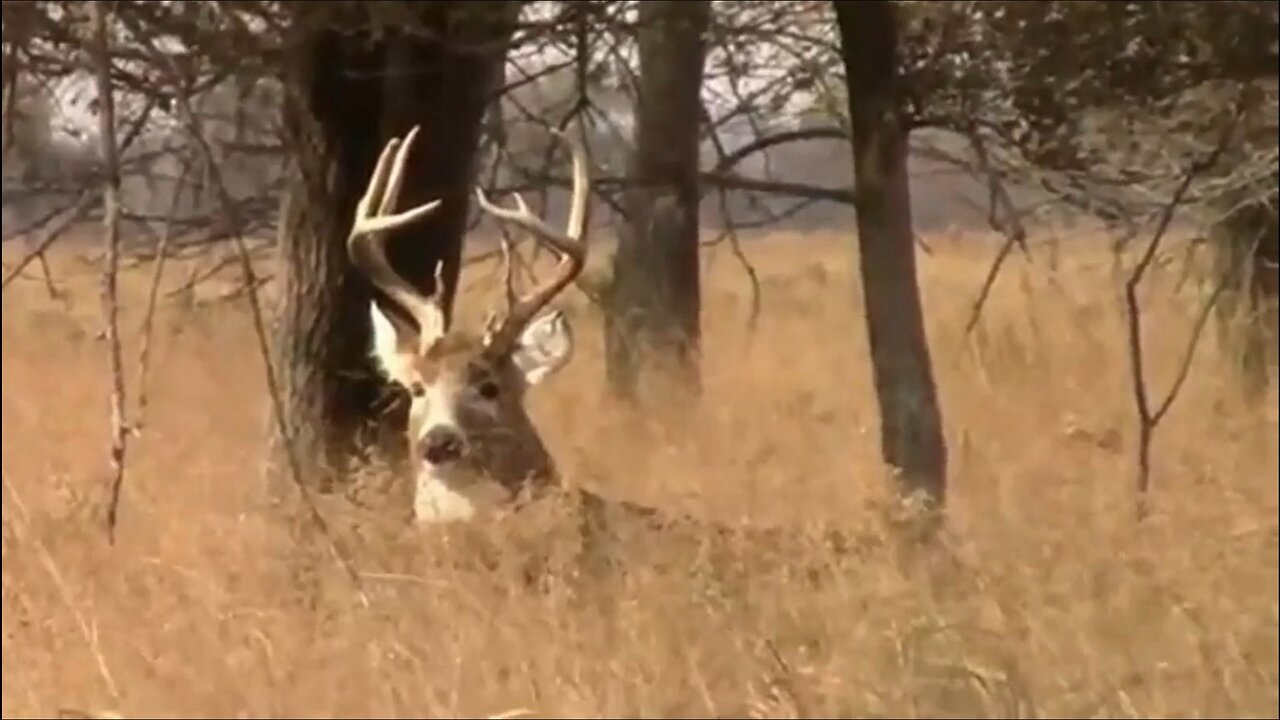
[
  {"xmin": 511, "ymin": 309, "xmax": 574, "ymax": 387},
  {"xmin": 369, "ymin": 301, "xmax": 421, "ymax": 388}
]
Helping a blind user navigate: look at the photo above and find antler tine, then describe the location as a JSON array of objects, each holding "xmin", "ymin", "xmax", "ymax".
[
  {"xmin": 347, "ymin": 126, "xmax": 447, "ymax": 350},
  {"xmin": 475, "ymin": 128, "xmax": 590, "ymax": 353}
]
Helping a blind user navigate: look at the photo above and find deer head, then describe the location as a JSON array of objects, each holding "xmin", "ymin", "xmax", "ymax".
[{"xmin": 347, "ymin": 125, "xmax": 591, "ymax": 523}]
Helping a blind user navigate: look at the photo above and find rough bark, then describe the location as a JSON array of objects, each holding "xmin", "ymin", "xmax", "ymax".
[
  {"xmin": 833, "ymin": 0, "xmax": 948, "ymax": 507},
  {"xmin": 271, "ymin": 2, "xmax": 518, "ymax": 495},
  {"xmin": 273, "ymin": 8, "xmax": 387, "ymax": 494},
  {"xmin": 605, "ymin": 0, "xmax": 710, "ymax": 401}
]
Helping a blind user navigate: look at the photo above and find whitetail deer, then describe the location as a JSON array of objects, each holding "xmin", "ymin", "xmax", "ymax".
[
  {"xmin": 345, "ymin": 127, "xmax": 868, "ymax": 571},
  {"xmin": 346, "ymin": 125, "xmax": 593, "ymax": 524}
]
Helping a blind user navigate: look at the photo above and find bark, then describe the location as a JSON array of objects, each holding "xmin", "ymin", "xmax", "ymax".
[
  {"xmin": 271, "ymin": 2, "xmax": 518, "ymax": 494},
  {"xmin": 833, "ymin": 0, "xmax": 948, "ymax": 507},
  {"xmin": 605, "ymin": 0, "xmax": 710, "ymax": 400},
  {"xmin": 273, "ymin": 8, "xmax": 386, "ymax": 494}
]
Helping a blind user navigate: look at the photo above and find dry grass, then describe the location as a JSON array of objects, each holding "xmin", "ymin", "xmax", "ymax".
[{"xmin": 2, "ymin": 228, "xmax": 1277, "ymax": 718}]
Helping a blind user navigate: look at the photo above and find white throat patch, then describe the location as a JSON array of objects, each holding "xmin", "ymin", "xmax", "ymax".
[
  {"xmin": 412, "ymin": 464, "xmax": 513, "ymax": 524},
  {"xmin": 414, "ymin": 472, "xmax": 479, "ymax": 523}
]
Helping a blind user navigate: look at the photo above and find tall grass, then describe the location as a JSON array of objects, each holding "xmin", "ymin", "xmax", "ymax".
[{"xmin": 3, "ymin": 229, "xmax": 1276, "ymax": 718}]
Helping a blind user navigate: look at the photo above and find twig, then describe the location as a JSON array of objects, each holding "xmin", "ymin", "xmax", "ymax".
[
  {"xmin": 701, "ymin": 104, "xmax": 763, "ymax": 334},
  {"xmin": 160, "ymin": 241, "xmax": 273, "ymax": 300},
  {"xmin": 1124, "ymin": 112, "xmax": 1237, "ymax": 519},
  {"xmin": 1154, "ymin": 231, "xmax": 1264, "ymax": 423},
  {"xmin": 711, "ymin": 126, "xmax": 848, "ymax": 174},
  {"xmin": 190, "ymin": 274, "xmax": 273, "ymax": 307},
  {"xmin": 90, "ymin": 2, "xmax": 131, "ymax": 544},
  {"xmin": 962, "ymin": 127, "xmax": 1032, "ymax": 335},
  {"xmin": 155, "ymin": 52, "xmax": 370, "ymax": 608},
  {"xmin": 134, "ymin": 153, "xmax": 194, "ymax": 431},
  {"xmin": 35, "ymin": 250, "xmax": 62, "ymax": 302},
  {"xmin": 964, "ymin": 235, "xmax": 1020, "ymax": 336},
  {"xmin": 2, "ymin": 88, "xmax": 158, "ymax": 292},
  {"xmin": 1, "ymin": 192, "xmax": 98, "ymax": 291}
]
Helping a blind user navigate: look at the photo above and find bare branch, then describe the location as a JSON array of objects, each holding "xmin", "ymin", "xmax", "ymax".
[
  {"xmin": 1, "ymin": 192, "xmax": 98, "ymax": 291},
  {"xmin": 961, "ymin": 127, "xmax": 1034, "ymax": 335},
  {"xmin": 1124, "ymin": 111, "xmax": 1239, "ymax": 518},
  {"xmin": 149, "ymin": 43, "xmax": 372, "ymax": 607},
  {"xmin": 134, "ymin": 151, "xmax": 194, "ymax": 432},
  {"xmin": 90, "ymin": 2, "xmax": 131, "ymax": 544},
  {"xmin": 710, "ymin": 126, "xmax": 848, "ymax": 174},
  {"xmin": 702, "ymin": 103, "xmax": 763, "ymax": 334}
]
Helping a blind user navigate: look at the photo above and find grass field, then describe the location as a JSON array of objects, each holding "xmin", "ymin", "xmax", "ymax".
[{"xmin": 2, "ymin": 227, "xmax": 1277, "ymax": 718}]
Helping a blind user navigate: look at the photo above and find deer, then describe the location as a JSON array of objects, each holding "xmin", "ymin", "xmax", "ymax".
[
  {"xmin": 344, "ymin": 125, "xmax": 870, "ymax": 581},
  {"xmin": 346, "ymin": 124, "xmax": 606, "ymax": 525}
]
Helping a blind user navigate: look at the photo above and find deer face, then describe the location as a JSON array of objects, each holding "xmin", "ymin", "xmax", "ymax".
[
  {"xmin": 368, "ymin": 303, "xmax": 574, "ymax": 520},
  {"xmin": 346, "ymin": 125, "xmax": 590, "ymax": 523}
]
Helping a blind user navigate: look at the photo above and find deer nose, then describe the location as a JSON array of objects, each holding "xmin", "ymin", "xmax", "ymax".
[{"xmin": 422, "ymin": 425, "xmax": 465, "ymax": 465}]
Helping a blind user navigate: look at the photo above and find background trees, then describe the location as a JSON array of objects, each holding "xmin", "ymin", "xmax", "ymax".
[
  {"xmin": 2, "ymin": 0, "xmax": 1275, "ymax": 516},
  {"xmin": 3, "ymin": 3, "xmax": 1277, "ymax": 716}
]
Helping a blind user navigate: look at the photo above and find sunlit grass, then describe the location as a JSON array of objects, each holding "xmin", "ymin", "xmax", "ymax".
[{"xmin": 3, "ymin": 227, "xmax": 1276, "ymax": 717}]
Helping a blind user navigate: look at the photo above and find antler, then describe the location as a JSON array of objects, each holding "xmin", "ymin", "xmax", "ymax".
[
  {"xmin": 347, "ymin": 125, "xmax": 447, "ymax": 353},
  {"xmin": 474, "ymin": 128, "xmax": 590, "ymax": 354}
]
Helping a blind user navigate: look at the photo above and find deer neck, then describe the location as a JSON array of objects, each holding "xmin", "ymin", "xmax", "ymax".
[{"xmin": 413, "ymin": 469, "xmax": 504, "ymax": 523}]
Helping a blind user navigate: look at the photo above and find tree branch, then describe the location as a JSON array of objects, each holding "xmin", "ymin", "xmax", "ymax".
[
  {"xmin": 89, "ymin": 2, "xmax": 131, "ymax": 544},
  {"xmin": 1124, "ymin": 110, "xmax": 1238, "ymax": 519}
]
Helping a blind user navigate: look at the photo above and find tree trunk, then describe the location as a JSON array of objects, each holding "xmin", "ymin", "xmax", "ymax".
[
  {"xmin": 271, "ymin": 2, "xmax": 518, "ymax": 497},
  {"xmin": 273, "ymin": 8, "xmax": 389, "ymax": 495},
  {"xmin": 605, "ymin": 0, "xmax": 710, "ymax": 401},
  {"xmin": 833, "ymin": 0, "xmax": 948, "ymax": 508}
]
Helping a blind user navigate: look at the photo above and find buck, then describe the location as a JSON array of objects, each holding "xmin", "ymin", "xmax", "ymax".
[
  {"xmin": 346, "ymin": 125, "xmax": 596, "ymax": 524},
  {"xmin": 344, "ymin": 126, "xmax": 858, "ymax": 570}
]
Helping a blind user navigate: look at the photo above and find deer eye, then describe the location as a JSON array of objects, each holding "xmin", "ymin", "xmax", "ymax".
[
  {"xmin": 409, "ymin": 381, "xmax": 427, "ymax": 398},
  {"xmin": 476, "ymin": 380, "xmax": 500, "ymax": 401}
]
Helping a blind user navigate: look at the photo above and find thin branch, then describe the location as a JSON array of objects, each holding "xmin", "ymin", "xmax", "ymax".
[
  {"xmin": 90, "ymin": 2, "xmax": 130, "ymax": 544},
  {"xmin": 2, "ymin": 191, "xmax": 93, "ymax": 242},
  {"xmin": 2, "ymin": 95, "xmax": 157, "ymax": 292},
  {"xmin": 156, "ymin": 52, "xmax": 370, "ymax": 608},
  {"xmin": 961, "ymin": 128, "xmax": 1034, "ymax": 335},
  {"xmin": 963, "ymin": 234, "xmax": 1020, "ymax": 336},
  {"xmin": 160, "ymin": 241, "xmax": 274, "ymax": 300},
  {"xmin": 134, "ymin": 152, "xmax": 194, "ymax": 432},
  {"xmin": 701, "ymin": 103, "xmax": 762, "ymax": 334},
  {"xmin": 710, "ymin": 126, "xmax": 848, "ymax": 174},
  {"xmin": 1, "ymin": 192, "xmax": 98, "ymax": 291},
  {"xmin": 1152, "ymin": 231, "xmax": 1263, "ymax": 427},
  {"xmin": 1124, "ymin": 111, "xmax": 1238, "ymax": 519}
]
